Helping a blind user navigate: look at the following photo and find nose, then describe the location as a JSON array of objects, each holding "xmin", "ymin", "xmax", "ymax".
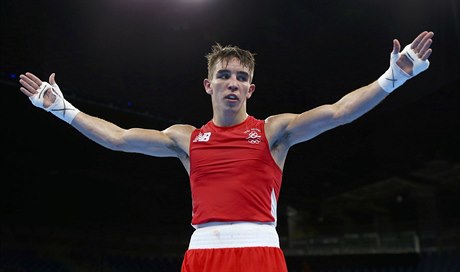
[
  {"xmin": 227, "ymin": 75, "xmax": 238, "ymax": 91},
  {"xmin": 228, "ymin": 84, "xmax": 238, "ymax": 91}
]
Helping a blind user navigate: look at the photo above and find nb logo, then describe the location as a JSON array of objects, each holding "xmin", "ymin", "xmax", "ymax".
[{"xmin": 193, "ymin": 132, "xmax": 212, "ymax": 142}]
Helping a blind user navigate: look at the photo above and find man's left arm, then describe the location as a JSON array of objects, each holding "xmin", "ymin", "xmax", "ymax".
[{"xmin": 266, "ymin": 31, "xmax": 434, "ymax": 149}]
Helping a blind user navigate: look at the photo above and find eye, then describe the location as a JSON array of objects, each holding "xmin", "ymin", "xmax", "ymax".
[
  {"xmin": 216, "ymin": 71, "xmax": 231, "ymax": 79},
  {"xmin": 237, "ymin": 75, "xmax": 248, "ymax": 81},
  {"xmin": 236, "ymin": 72, "xmax": 249, "ymax": 82}
]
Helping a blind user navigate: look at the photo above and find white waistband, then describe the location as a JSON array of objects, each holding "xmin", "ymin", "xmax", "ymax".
[{"xmin": 188, "ymin": 222, "xmax": 280, "ymax": 249}]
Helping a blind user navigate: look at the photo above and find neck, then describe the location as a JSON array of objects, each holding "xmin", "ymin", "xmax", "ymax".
[{"xmin": 212, "ymin": 110, "xmax": 248, "ymax": 127}]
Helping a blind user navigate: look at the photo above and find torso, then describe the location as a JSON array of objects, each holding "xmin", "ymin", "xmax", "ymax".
[{"xmin": 188, "ymin": 116, "xmax": 283, "ymax": 225}]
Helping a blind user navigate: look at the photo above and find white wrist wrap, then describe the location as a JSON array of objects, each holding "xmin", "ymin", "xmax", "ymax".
[
  {"xmin": 378, "ymin": 43, "xmax": 430, "ymax": 93},
  {"xmin": 29, "ymin": 82, "xmax": 80, "ymax": 124}
]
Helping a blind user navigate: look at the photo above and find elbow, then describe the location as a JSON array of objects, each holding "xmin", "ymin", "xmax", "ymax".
[
  {"xmin": 332, "ymin": 106, "xmax": 356, "ymax": 126},
  {"xmin": 108, "ymin": 136, "xmax": 127, "ymax": 151},
  {"xmin": 97, "ymin": 132, "xmax": 126, "ymax": 151},
  {"xmin": 338, "ymin": 114, "xmax": 356, "ymax": 125}
]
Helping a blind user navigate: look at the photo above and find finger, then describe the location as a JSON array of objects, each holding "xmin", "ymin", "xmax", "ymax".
[
  {"xmin": 19, "ymin": 86, "xmax": 35, "ymax": 97},
  {"xmin": 19, "ymin": 79, "xmax": 37, "ymax": 95},
  {"xmin": 392, "ymin": 39, "xmax": 401, "ymax": 54},
  {"xmin": 414, "ymin": 32, "xmax": 434, "ymax": 53},
  {"xmin": 49, "ymin": 73, "xmax": 56, "ymax": 85},
  {"xmin": 420, "ymin": 48, "xmax": 432, "ymax": 61},
  {"xmin": 418, "ymin": 38, "xmax": 433, "ymax": 58},
  {"xmin": 411, "ymin": 31, "xmax": 429, "ymax": 50},
  {"xmin": 25, "ymin": 72, "xmax": 43, "ymax": 87},
  {"xmin": 19, "ymin": 74, "xmax": 40, "ymax": 91}
]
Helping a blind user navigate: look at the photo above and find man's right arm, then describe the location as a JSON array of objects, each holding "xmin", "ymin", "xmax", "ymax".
[
  {"xmin": 71, "ymin": 112, "xmax": 193, "ymax": 158},
  {"xmin": 19, "ymin": 72, "xmax": 194, "ymax": 159}
]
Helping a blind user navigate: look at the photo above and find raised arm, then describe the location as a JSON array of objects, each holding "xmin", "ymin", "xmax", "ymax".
[
  {"xmin": 19, "ymin": 72, "xmax": 194, "ymax": 160},
  {"xmin": 266, "ymin": 31, "xmax": 434, "ymax": 165}
]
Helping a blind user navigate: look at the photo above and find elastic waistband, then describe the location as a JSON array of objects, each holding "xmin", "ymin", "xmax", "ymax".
[{"xmin": 188, "ymin": 222, "xmax": 280, "ymax": 249}]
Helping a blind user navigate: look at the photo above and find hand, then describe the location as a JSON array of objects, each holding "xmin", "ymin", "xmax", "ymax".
[
  {"xmin": 19, "ymin": 72, "xmax": 57, "ymax": 108},
  {"xmin": 394, "ymin": 31, "xmax": 434, "ymax": 75}
]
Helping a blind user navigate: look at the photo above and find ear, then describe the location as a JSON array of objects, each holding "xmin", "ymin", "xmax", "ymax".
[
  {"xmin": 203, "ymin": 78, "xmax": 212, "ymax": 95},
  {"xmin": 246, "ymin": 84, "xmax": 256, "ymax": 99}
]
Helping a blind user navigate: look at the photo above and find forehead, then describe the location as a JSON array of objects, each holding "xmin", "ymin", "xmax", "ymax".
[{"xmin": 214, "ymin": 57, "xmax": 250, "ymax": 73}]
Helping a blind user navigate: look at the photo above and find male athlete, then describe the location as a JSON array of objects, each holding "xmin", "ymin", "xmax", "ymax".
[{"xmin": 19, "ymin": 31, "xmax": 434, "ymax": 271}]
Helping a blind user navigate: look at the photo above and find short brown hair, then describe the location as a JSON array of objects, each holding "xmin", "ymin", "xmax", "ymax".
[{"xmin": 205, "ymin": 43, "xmax": 256, "ymax": 82}]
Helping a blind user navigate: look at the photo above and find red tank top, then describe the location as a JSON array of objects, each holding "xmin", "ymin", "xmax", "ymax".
[{"xmin": 189, "ymin": 115, "xmax": 283, "ymax": 226}]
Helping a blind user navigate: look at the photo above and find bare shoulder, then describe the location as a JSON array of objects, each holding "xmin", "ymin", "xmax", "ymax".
[
  {"xmin": 163, "ymin": 124, "xmax": 196, "ymax": 142},
  {"xmin": 264, "ymin": 113, "xmax": 297, "ymax": 146}
]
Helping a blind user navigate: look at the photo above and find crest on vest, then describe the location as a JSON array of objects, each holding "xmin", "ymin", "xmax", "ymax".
[{"xmin": 244, "ymin": 128, "xmax": 262, "ymax": 144}]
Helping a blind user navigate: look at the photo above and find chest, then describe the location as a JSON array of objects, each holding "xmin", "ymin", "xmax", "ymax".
[{"xmin": 191, "ymin": 126, "xmax": 268, "ymax": 164}]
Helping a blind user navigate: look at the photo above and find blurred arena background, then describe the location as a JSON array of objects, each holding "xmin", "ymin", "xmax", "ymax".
[{"xmin": 1, "ymin": 0, "xmax": 459, "ymax": 271}]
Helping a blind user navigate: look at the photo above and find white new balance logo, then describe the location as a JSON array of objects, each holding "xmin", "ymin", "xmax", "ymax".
[{"xmin": 193, "ymin": 132, "xmax": 212, "ymax": 142}]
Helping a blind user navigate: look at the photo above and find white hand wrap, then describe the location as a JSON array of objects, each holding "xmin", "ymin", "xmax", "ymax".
[
  {"xmin": 378, "ymin": 43, "xmax": 430, "ymax": 93},
  {"xmin": 29, "ymin": 82, "xmax": 80, "ymax": 124}
]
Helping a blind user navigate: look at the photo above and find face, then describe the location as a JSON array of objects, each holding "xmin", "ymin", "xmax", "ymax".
[{"xmin": 204, "ymin": 57, "xmax": 255, "ymax": 113}]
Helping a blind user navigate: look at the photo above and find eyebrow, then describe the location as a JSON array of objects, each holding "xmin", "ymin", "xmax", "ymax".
[{"xmin": 216, "ymin": 69, "xmax": 250, "ymax": 78}]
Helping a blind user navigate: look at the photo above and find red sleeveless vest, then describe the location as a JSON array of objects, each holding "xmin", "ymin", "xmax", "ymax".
[{"xmin": 189, "ymin": 116, "xmax": 283, "ymax": 226}]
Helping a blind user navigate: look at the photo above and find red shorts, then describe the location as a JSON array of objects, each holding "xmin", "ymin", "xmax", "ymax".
[
  {"xmin": 180, "ymin": 222, "xmax": 288, "ymax": 272},
  {"xmin": 181, "ymin": 246, "xmax": 288, "ymax": 272}
]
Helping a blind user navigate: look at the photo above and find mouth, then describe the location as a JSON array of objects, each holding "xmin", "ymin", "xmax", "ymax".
[{"xmin": 225, "ymin": 94, "xmax": 239, "ymax": 101}]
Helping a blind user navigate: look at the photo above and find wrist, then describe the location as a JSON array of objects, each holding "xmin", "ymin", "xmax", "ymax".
[
  {"xmin": 377, "ymin": 65, "xmax": 410, "ymax": 93},
  {"xmin": 378, "ymin": 43, "xmax": 430, "ymax": 93},
  {"xmin": 49, "ymin": 98, "xmax": 80, "ymax": 124},
  {"xmin": 29, "ymin": 82, "xmax": 80, "ymax": 124}
]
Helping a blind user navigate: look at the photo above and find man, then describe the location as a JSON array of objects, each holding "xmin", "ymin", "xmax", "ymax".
[{"xmin": 19, "ymin": 31, "xmax": 434, "ymax": 271}]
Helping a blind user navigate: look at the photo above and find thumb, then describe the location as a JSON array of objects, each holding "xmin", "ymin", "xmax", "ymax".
[
  {"xmin": 392, "ymin": 39, "xmax": 401, "ymax": 54},
  {"xmin": 49, "ymin": 73, "xmax": 56, "ymax": 85}
]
